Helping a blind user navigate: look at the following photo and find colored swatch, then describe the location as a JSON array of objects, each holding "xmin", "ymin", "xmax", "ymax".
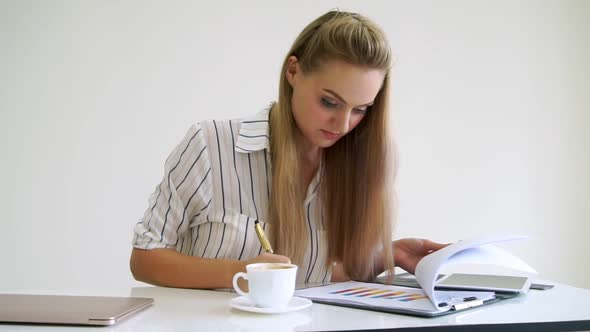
[{"xmin": 329, "ymin": 287, "xmax": 428, "ymax": 302}]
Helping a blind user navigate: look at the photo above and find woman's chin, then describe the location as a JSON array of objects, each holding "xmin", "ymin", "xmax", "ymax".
[{"xmin": 315, "ymin": 138, "xmax": 340, "ymax": 148}]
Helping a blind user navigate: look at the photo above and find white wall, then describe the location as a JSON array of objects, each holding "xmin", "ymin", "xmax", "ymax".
[{"xmin": 1, "ymin": 0, "xmax": 588, "ymax": 291}]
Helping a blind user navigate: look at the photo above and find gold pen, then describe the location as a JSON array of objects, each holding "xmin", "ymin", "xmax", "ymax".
[{"xmin": 254, "ymin": 220, "xmax": 273, "ymax": 254}]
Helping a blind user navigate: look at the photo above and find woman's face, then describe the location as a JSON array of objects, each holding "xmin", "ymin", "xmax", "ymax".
[{"xmin": 286, "ymin": 57, "xmax": 385, "ymax": 149}]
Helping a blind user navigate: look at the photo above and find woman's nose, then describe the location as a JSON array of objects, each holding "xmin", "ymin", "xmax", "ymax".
[{"xmin": 333, "ymin": 110, "xmax": 351, "ymax": 133}]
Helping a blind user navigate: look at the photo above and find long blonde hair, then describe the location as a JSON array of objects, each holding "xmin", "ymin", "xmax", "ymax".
[{"xmin": 269, "ymin": 10, "xmax": 396, "ymax": 280}]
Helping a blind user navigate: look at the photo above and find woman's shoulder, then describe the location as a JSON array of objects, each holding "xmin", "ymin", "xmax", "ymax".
[
  {"xmin": 201, "ymin": 105, "xmax": 270, "ymax": 125},
  {"xmin": 186, "ymin": 106, "xmax": 271, "ymax": 149},
  {"xmin": 194, "ymin": 106, "xmax": 271, "ymax": 137}
]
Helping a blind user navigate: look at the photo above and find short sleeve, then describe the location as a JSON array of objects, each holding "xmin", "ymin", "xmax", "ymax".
[{"xmin": 133, "ymin": 123, "xmax": 212, "ymax": 250}]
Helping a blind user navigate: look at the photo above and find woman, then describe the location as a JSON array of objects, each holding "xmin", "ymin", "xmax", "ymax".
[{"xmin": 130, "ymin": 10, "xmax": 445, "ymax": 289}]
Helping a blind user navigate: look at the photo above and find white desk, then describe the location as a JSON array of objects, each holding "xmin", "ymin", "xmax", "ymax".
[{"xmin": 1, "ymin": 281, "xmax": 590, "ymax": 331}]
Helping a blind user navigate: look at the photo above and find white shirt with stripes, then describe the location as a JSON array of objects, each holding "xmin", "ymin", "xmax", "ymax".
[{"xmin": 133, "ymin": 107, "xmax": 332, "ymax": 285}]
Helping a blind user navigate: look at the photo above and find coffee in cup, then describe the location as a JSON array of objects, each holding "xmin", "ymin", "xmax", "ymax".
[{"xmin": 232, "ymin": 263, "xmax": 297, "ymax": 308}]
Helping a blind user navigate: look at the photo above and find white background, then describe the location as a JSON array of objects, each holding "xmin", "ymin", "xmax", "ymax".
[{"xmin": 1, "ymin": 0, "xmax": 588, "ymax": 290}]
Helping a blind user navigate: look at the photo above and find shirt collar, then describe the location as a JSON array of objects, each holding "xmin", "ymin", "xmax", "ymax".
[{"xmin": 235, "ymin": 107, "xmax": 271, "ymax": 154}]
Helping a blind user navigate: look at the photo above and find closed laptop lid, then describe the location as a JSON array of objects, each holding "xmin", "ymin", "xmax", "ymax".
[{"xmin": 0, "ymin": 294, "xmax": 153, "ymax": 326}]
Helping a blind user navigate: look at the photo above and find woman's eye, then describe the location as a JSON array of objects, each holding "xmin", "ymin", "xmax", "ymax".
[
  {"xmin": 354, "ymin": 108, "xmax": 368, "ymax": 114},
  {"xmin": 321, "ymin": 98, "xmax": 338, "ymax": 108}
]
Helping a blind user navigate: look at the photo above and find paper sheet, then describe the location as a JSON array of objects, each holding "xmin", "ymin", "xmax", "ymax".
[{"xmin": 414, "ymin": 234, "xmax": 535, "ymax": 310}]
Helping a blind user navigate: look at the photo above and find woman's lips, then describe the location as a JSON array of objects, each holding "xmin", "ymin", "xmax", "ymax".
[{"xmin": 320, "ymin": 129, "xmax": 341, "ymax": 140}]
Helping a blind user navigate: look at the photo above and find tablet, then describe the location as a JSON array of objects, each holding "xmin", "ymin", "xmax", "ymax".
[
  {"xmin": 0, "ymin": 294, "xmax": 153, "ymax": 326},
  {"xmin": 435, "ymin": 273, "xmax": 531, "ymax": 294}
]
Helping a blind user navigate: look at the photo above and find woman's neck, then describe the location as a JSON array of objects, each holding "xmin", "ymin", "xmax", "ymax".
[{"xmin": 295, "ymin": 129, "xmax": 321, "ymax": 168}]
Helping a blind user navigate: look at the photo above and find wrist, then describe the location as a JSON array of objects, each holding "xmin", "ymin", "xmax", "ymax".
[
  {"xmin": 231, "ymin": 259, "xmax": 247, "ymax": 275},
  {"xmin": 230, "ymin": 260, "xmax": 248, "ymax": 290},
  {"xmin": 220, "ymin": 259, "xmax": 246, "ymax": 288}
]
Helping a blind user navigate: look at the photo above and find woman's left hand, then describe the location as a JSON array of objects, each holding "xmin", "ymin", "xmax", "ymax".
[{"xmin": 393, "ymin": 238, "xmax": 448, "ymax": 275}]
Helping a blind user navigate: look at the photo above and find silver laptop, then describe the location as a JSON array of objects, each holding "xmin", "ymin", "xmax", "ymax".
[{"xmin": 0, "ymin": 294, "xmax": 153, "ymax": 326}]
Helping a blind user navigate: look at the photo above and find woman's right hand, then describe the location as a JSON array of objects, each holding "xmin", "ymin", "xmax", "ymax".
[
  {"xmin": 244, "ymin": 252, "xmax": 292, "ymax": 266},
  {"xmin": 236, "ymin": 253, "xmax": 292, "ymax": 291}
]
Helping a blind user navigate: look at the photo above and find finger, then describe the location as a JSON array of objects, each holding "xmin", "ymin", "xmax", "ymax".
[
  {"xmin": 262, "ymin": 253, "xmax": 291, "ymax": 264},
  {"xmin": 424, "ymin": 240, "xmax": 448, "ymax": 251},
  {"xmin": 274, "ymin": 254, "xmax": 291, "ymax": 264}
]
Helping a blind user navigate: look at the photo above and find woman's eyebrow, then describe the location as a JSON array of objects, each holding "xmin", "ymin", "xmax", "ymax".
[{"xmin": 322, "ymin": 88, "xmax": 374, "ymax": 107}]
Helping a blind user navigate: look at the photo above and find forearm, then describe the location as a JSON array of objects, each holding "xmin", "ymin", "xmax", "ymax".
[
  {"xmin": 372, "ymin": 251, "xmax": 386, "ymax": 276},
  {"xmin": 331, "ymin": 243, "xmax": 396, "ymax": 282},
  {"xmin": 372, "ymin": 241, "xmax": 396, "ymax": 276},
  {"xmin": 130, "ymin": 248, "xmax": 245, "ymax": 289},
  {"xmin": 330, "ymin": 262, "xmax": 351, "ymax": 282}
]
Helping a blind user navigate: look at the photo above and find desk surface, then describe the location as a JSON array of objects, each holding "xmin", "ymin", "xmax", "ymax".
[{"xmin": 1, "ymin": 281, "xmax": 590, "ymax": 332}]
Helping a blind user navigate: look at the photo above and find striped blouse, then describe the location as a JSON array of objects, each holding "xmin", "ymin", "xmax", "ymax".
[{"xmin": 132, "ymin": 107, "xmax": 332, "ymax": 285}]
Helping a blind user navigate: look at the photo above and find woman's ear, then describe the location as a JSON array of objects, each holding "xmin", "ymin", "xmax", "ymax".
[{"xmin": 285, "ymin": 56, "xmax": 300, "ymax": 87}]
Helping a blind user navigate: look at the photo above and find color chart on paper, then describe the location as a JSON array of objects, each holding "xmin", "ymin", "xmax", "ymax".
[{"xmin": 329, "ymin": 286, "xmax": 428, "ymax": 302}]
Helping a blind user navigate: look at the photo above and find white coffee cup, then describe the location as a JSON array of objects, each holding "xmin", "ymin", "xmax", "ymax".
[{"xmin": 232, "ymin": 263, "xmax": 298, "ymax": 308}]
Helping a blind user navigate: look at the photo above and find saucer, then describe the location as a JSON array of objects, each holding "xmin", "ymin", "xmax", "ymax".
[{"xmin": 230, "ymin": 296, "xmax": 312, "ymax": 314}]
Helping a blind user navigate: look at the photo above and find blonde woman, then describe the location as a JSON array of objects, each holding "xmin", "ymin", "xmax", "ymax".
[{"xmin": 130, "ymin": 10, "xmax": 445, "ymax": 288}]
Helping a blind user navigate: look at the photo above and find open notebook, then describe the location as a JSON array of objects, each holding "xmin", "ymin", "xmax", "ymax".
[
  {"xmin": 295, "ymin": 280, "xmax": 514, "ymax": 317},
  {"xmin": 296, "ymin": 235, "xmax": 534, "ymax": 317}
]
